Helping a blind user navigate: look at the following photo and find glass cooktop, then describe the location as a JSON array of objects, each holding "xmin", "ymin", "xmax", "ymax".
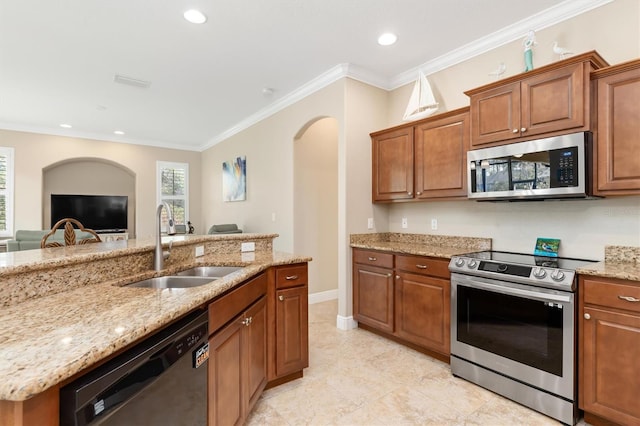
[{"xmin": 460, "ymin": 250, "xmax": 597, "ymax": 271}]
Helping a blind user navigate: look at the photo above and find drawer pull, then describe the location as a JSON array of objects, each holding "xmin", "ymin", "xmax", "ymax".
[
  {"xmin": 618, "ymin": 295, "xmax": 640, "ymax": 303},
  {"xmin": 584, "ymin": 313, "xmax": 591, "ymax": 320},
  {"xmin": 278, "ymin": 295, "xmax": 284, "ymax": 302},
  {"xmin": 368, "ymin": 257, "xmax": 377, "ymax": 261},
  {"xmin": 285, "ymin": 275, "xmax": 299, "ymax": 280},
  {"xmin": 416, "ymin": 264, "xmax": 428, "ymax": 269}
]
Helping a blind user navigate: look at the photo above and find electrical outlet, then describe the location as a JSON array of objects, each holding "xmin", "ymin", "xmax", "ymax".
[
  {"xmin": 241, "ymin": 242, "xmax": 255, "ymax": 252},
  {"xmin": 271, "ymin": 212, "xmax": 276, "ymax": 222},
  {"xmin": 195, "ymin": 245, "xmax": 204, "ymax": 257},
  {"xmin": 431, "ymin": 219, "xmax": 438, "ymax": 230},
  {"xmin": 401, "ymin": 217, "xmax": 408, "ymax": 229},
  {"xmin": 367, "ymin": 218, "xmax": 374, "ymax": 229}
]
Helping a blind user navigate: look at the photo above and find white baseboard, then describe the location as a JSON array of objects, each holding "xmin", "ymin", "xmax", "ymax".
[
  {"xmin": 308, "ymin": 289, "xmax": 338, "ymax": 305},
  {"xmin": 336, "ymin": 315, "xmax": 358, "ymax": 331}
]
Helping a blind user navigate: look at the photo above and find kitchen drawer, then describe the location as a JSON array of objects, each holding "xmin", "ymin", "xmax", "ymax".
[
  {"xmin": 395, "ymin": 254, "xmax": 449, "ymax": 279},
  {"xmin": 275, "ymin": 264, "xmax": 308, "ymax": 289},
  {"xmin": 582, "ymin": 277, "xmax": 640, "ymax": 314},
  {"xmin": 209, "ymin": 272, "xmax": 267, "ymax": 334},
  {"xmin": 353, "ymin": 249, "xmax": 394, "ymax": 269}
]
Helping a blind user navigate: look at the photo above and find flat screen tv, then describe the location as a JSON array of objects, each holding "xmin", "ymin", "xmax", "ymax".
[{"xmin": 51, "ymin": 194, "xmax": 128, "ymax": 233}]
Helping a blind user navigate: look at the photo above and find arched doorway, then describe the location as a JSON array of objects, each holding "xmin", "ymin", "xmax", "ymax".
[{"xmin": 293, "ymin": 117, "xmax": 339, "ymax": 302}]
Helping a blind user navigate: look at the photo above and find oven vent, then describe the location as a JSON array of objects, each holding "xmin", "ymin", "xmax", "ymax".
[{"xmin": 113, "ymin": 74, "xmax": 151, "ymax": 89}]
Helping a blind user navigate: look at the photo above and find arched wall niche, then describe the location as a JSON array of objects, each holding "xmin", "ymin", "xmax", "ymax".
[{"xmin": 42, "ymin": 157, "xmax": 136, "ymax": 237}]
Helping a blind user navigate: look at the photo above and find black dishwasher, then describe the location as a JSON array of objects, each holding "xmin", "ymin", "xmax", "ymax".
[{"xmin": 60, "ymin": 309, "xmax": 209, "ymax": 426}]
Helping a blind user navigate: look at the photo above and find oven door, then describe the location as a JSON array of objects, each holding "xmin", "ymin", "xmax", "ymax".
[{"xmin": 451, "ymin": 273, "xmax": 575, "ymax": 399}]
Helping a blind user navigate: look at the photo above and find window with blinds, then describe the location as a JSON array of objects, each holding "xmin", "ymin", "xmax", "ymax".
[
  {"xmin": 157, "ymin": 161, "xmax": 189, "ymax": 232},
  {"xmin": 0, "ymin": 148, "xmax": 14, "ymax": 237}
]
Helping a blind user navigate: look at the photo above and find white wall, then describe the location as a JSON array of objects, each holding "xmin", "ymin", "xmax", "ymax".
[
  {"xmin": 1, "ymin": 130, "xmax": 201, "ymax": 238},
  {"xmin": 387, "ymin": 197, "xmax": 640, "ymax": 260},
  {"xmin": 200, "ymin": 80, "xmax": 346, "ymax": 253}
]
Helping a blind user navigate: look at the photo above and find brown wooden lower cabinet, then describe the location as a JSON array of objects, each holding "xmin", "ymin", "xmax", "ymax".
[
  {"xmin": 267, "ymin": 263, "xmax": 309, "ymax": 384},
  {"xmin": 579, "ymin": 275, "xmax": 640, "ymax": 426},
  {"xmin": 208, "ymin": 296, "xmax": 267, "ymax": 426},
  {"xmin": 352, "ymin": 248, "xmax": 450, "ymax": 360}
]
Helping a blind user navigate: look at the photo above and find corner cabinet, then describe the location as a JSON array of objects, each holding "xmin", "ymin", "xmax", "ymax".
[
  {"xmin": 591, "ymin": 58, "xmax": 640, "ymax": 196},
  {"xmin": 371, "ymin": 107, "xmax": 470, "ymax": 203},
  {"xmin": 267, "ymin": 263, "xmax": 309, "ymax": 386},
  {"xmin": 579, "ymin": 275, "xmax": 640, "ymax": 426},
  {"xmin": 352, "ymin": 248, "xmax": 450, "ymax": 361},
  {"xmin": 465, "ymin": 51, "xmax": 608, "ymax": 148}
]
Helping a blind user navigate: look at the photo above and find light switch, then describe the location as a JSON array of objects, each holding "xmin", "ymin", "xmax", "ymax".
[
  {"xmin": 401, "ymin": 218, "xmax": 408, "ymax": 229},
  {"xmin": 367, "ymin": 218, "xmax": 374, "ymax": 229}
]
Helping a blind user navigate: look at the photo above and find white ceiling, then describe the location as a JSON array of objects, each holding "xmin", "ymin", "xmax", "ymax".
[{"xmin": 0, "ymin": 0, "xmax": 609, "ymax": 151}]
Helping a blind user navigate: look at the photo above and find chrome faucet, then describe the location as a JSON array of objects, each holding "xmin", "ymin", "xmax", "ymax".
[{"xmin": 154, "ymin": 202, "xmax": 177, "ymax": 271}]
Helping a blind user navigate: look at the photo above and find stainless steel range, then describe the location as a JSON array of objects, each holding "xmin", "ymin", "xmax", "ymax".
[{"xmin": 448, "ymin": 251, "xmax": 597, "ymax": 425}]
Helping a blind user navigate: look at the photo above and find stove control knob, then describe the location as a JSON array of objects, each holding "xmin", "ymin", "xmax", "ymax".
[
  {"xmin": 454, "ymin": 258, "xmax": 465, "ymax": 267},
  {"xmin": 533, "ymin": 268, "xmax": 547, "ymax": 279},
  {"xmin": 467, "ymin": 260, "xmax": 478, "ymax": 268},
  {"xmin": 551, "ymin": 270, "xmax": 565, "ymax": 282}
]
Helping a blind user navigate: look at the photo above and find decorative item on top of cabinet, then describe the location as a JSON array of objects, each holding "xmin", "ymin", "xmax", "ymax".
[
  {"xmin": 266, "ymin": 263, "xmax": 309, "ymax": 387},
  {"xmin": 591, "ymin": 58, "xmax": 640, "ymax": 196},
  {"xmin": 465, "ymin": 51, "xmax": 608, "ymax": 148},
  {"xmin": 579, "ymin": 275, "xmax": 640, "ymax": 426},
  {"xmin": 371, "ymin": 107, "xmax": 470, "ymax": 203}
]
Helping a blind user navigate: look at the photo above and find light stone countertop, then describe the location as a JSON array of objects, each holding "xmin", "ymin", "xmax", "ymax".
[
  {"xmin": 575, "ymin": 245, "xmax": 640, "ymax": 281},
  {"xmin": 350, "ymin": 232, "xmax": 492, "ymax": 258},
  {"xmin": 0, "ymin": 235, "xmax": 309, "ymax": 402}
]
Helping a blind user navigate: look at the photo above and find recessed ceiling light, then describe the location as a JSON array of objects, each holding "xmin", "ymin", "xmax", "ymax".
[
  {"xmin": 184, "ymin": 9, "xmax": 207, "ymax": 24},
  {"xmin": 378, "ymin": 32, "xmax": 398, "ymax": 46},
  {"xmin": 114, "ymin": 130, "xmax": 125, "ymax": 135},
  {"xmin": 60, "ymin": 123, "xmax": 72, "ymax": 129}
]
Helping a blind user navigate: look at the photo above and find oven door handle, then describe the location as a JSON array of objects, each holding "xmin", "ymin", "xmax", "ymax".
[{"xmin": 454, "ymin": 276, "xmax": 572, "ymax": 304}]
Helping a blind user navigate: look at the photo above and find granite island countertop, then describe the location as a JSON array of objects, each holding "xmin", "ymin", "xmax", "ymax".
[
  {"xmin": 350, "ymin": 232, "xmax": 492, "ymax": 258},
  {"xmin": 0, "ymin": 234, "xmax": 310, "ymax": 402}
]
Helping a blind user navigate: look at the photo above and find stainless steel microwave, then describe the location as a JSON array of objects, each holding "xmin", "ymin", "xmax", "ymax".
[{"xmin": 467, "ymin": 132, "xmax": 592, "ymax": 201}]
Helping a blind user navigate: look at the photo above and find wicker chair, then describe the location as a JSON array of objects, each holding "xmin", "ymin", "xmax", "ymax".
[{"xmin": 41, "ymin": 218, "xmax": 102, "ymax": 248}]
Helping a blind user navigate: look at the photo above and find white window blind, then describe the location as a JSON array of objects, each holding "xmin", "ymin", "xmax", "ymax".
[
  {"xmin": 156, "ymin": 161, "xmax": 189, "ymax": 232},
  {"xmin": 0, "ymin": 148, "xmax": 14, "ymax": 238}
]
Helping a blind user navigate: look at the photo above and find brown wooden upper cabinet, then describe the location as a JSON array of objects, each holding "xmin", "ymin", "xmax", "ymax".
[
  {"xmin": 371, "ymin": 107, "xmax": 470, "ymax": 203},
  {"xmin": 591, "ymin": 58, "xmax": 640, "ymax": 196},
  {"xmin": 465, "ymin": 51, "xmax": 608, "ymax": 148}
]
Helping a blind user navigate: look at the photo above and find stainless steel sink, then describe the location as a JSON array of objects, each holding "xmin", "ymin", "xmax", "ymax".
[
  {"xmin": 126, "ymin": 276, "xmax": 215, "ymax": 289},
  {"xmin": 175, "ymin": 266, "xmax": 242, "ymax": 278}
]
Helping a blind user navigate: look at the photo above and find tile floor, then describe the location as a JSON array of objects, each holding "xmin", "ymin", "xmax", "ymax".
[{"xmin": 247, "ymin": 300, "xmax": 585, "ymax": 426}]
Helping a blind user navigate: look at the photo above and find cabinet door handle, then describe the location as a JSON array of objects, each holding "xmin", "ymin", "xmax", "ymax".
[
  {"xmin": 278, "ymin": 295, "xmax": 284, "ymax": 301},
  {"xmin": 242, "ymin": 317, "xmax": 251, "ymax": 326},
  {"xmin": 395, "ymin": 275, "xmax": 400, "ymax": 279},
  {"xmin": 520, "ymin": 127, "xmax": 527, "ymax": 132},
  {"xmin": 584, "ymin": 313, "xmax": 591, "ymax": 320},
  {"xmin": 512, "ymin": 129, "xmax": 519, "ymax": 133},
  {"xmin": 368, "ymin": 257, "xmax": 377, "ymax": 261},
  {"xmin": 618, "ymin": 295, "xmax": 640, "ymax": 302},
  {"xmin": 416, "ymin": 191, "xmax": 422, "ymax": 195},
  {"xmin": 408, "ymin": 192, "xmax": 412, "ymax": 196},
  {"xmin": 285, "ymin": 275, "xmax": 299, "ymax": 280},
  {"xmin": 387, "ymin": 273, "xmax": 392, "ymax": 278},
  {"xmin": 416, "ymin": 264, "xmax": 428, "ymax": 269}
]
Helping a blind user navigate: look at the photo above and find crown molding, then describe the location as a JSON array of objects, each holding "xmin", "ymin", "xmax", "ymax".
[
  {"xmin": 200, "ymin": 63, "xmax": 350, "ymax": 150},
  {"xmin": 390, "ymin": 0, "xmax": 614, "ymax": 88},
  {"xmin": 203, "ymin": 0, "xmax": 613, "ymax": 148},
  {"xmin": 0, "ymin": 121, "xmax": 201, "ymax": 152}
]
